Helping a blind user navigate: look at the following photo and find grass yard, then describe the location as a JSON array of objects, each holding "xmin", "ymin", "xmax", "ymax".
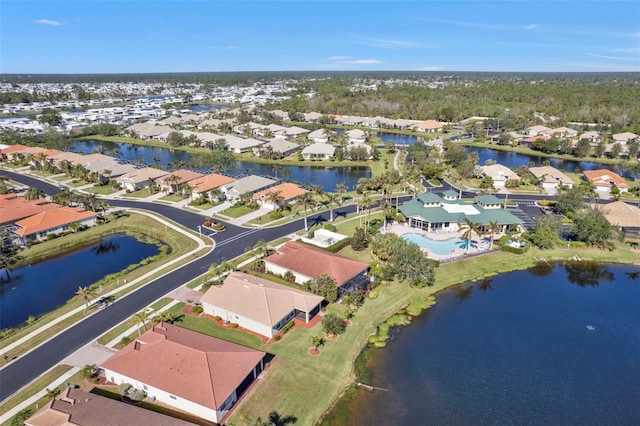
[
  {"xmin": 67, "ymin": 179, "xmax": 89, "ymax": 187},
  {"xmin": 124, "ymin": 188, "xmax": 156, "ymax": 198},
  {"xmin": 158, "ymin": 194, "xmax": 184, "ymax": 202},
  {"xmin": 52, "ymin": 175, "xmax": 72, "ymax": 182},
  {"xmin": 86, "ymin": 185, "xmax": 118, "ymax": 195},
  {"xmin": 220, "ymin": 204, "xmax": 258, "ymax": 218}
]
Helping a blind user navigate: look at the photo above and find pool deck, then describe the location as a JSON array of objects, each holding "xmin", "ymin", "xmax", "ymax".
[{"xmin": 384, "ymin": 222, "xmax": 492, "ymax": 261}]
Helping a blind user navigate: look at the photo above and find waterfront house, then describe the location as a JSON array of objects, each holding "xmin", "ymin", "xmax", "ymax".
[
  {"xmin": 583, "ymin": 169, "xmax": 629, "ymax": 193},
  {"xmin": 612, "ymin": 132, "xmax": 638, "ymax": 144},
  {"xmin": 116, "ymin": 167, "xmax": 169, "ymax": 192},
  {"xmin": 200, "ymin": 271, "xmax": 324, "ymax": 339},
  {"xmin": 600, "ymin": 201, "xmax": 640, "ymax": 239},
  {"xmin": 13, "ymin": 206, "xmax": 97, "ymax": 244},
  {"xmin": 579, "ymin": 131, "xmax": 602, "ymax": 143},
  {"xmin": 101, "ymin": 323, "xmax": 266, "ymax": 424},
  {"xmin": 158, "ymin": 169, "xmax": 205, "ymax": 194},
  {"xmin": 301, "ymin": 143, "xmax": 335, "ymax": 160},
  {"xmin": 528, "ymin": 166, "xmax": 574, "ymax": 190},
  {"xmin": 220, "ymin": 175, "xmax": 277, "ymax": 203},
  {"xmin": 251, "ymin": 182, "xmax": 309, "ymax": 210},
  {"xmin": 263, "ymin": 241, "xmax": 370, "ymax": 295},
  {"xmin": 550, "ymin": 127, "xmax": 578, "ymax": 138},
  {"xmin": 411, "ymin": 120, "xmax": 444, "ymax": 133},
  {"xmin": 252, "ymin": 139, "xmax": 300, "ymax": 159},
  {"xmin": 345, "ymin": 129, "xmax": 367, "ymax": 144},
  {"xmin": 307, "ymin": 129, "xmax": 330, "ymax": 144},
  {"xmin": 25, "ymin": 387, "xmax": 196, "ymax": 426},
  {"xmin": 526, "ymin": 125, "xmax": 552, "ymax": 136},
  {"xmin": 479, "ymin": 164, "xmax": 521, "ymax": 189},
  {"xmin": 0, "ymin": 194, "xmax": 60, "ymax": 226},
  {"xmin": 399, "ymin": 193, "xmax": 522, "ymax": 234},
  {"xmin": 188, "ymin": 173, "xmax": 236, "ymax": 199}
]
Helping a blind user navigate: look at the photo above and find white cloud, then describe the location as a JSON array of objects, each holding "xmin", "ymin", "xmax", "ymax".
[
  {"xmin": 419, "ymin": 66, "xmax": 442, "ymax": 71},
  {"xmin": 354, "ymin": 37, "xmax": 435, "ymax": 49},
  {"xmin": 524, "ymin": 24, "xmax": 538, "ymax": 30},
  {"xmin": 587, "ymin": 53, "xmax": 640, "ymax": 61},
  {"xmin": 327, "ymin": 56, "xmax": 381, "ymax": 65},
  {"xmin": 34, "ymin": 19, "xmax": 62, "ymax": 26}
]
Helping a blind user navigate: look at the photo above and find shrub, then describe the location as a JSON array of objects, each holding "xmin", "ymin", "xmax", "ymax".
[
  {"xmin": 128, "ymin": 388, "xmax": 146, "ymax": 402},
  {"xmin": 192, "ymin": 306, "xmax": 203, "ymax": 314},
  {"xmin": 323, "ymin": 223, "xmax": 337, "ymax": 232},
  {"xmin": 119, "ymin": 336, "xmax": 131, "ymax": 347},
  {"xmin": 368, "ymin": 290, "xmax": 378, "ymax": 299},
  {"xmin": 502, "ymin": 244, "xmax": 530, "ymax": 254},
  {"xmin": 281, "ymin": 320, "xmax": 295, "ymax": 334},
  {"xmin": 215, "ymin": 315, "xmax": 222, "ymax": 321},
  {"xmin": 324, "ymin": 237, "xmax": 352, "ymax": 253},
  {"xmin": 283, "ymin": 271, "xmax": 296, "ymax": 282},
  {"xmin": 351, "ymin": 227, "xmax": 369, "ymax": 251},
  {"xmin": 322, "ymin": 312, "xmax": 346, "ymax": 336},
  {"xmin": 274, "ymin": 334, "xmax": 282, "ymax": 341},
  {"xmin": 118, "ymin": 382, "xmax": 132, "ymax": 395},
  {"xmin": 231, "ymin": 323, "xmax": 239, "ymax": 328},
  {"xmin": 269, "ymin": 211, "xmax": 283, "ymax": 220}
]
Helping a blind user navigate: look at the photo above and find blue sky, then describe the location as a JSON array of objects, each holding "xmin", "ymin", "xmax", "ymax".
[{"xmin": 2, "ymin": 1, "xmax": 639, "ymax": 73}]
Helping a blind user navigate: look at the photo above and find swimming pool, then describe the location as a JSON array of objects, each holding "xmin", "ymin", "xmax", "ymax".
[{"xmin": 402, "ymin": 233, "xmax": 475, "ymax": 255}]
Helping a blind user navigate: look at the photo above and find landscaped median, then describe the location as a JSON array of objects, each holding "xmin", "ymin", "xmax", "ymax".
[{"xmin": 0, "ymin": 210, "xmax": 210, "ymax": 366}]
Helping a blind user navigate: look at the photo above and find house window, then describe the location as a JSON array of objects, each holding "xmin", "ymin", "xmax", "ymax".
[
  {"xmin": 170, "ymin": 395, "xmax": 177, "ymax": 400},
  {"xmin": 143, "ymin": 385, "xmax": 148, "ymax": 391}
]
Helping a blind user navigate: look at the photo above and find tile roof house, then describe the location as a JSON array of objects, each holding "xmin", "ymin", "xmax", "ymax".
[
  {"xmin": 410, "ymin": 120, "xmax": 444, "ymax": 133},
  {"xmin": 25, "ymin": 387, "xmax": 196, "ymax": 426},
  {"xmin": 600, "ymin": 201, "xmax": 640, "ymax": 238},
  {"xmin": 14, "ymin": 206, "xmax": 97, "ymax": 243},
  {"xmin": 0, "ymin": 194, "xmax": 61, "ymax": 225},
  {"xmin": 158, "ymin": 169, "xmax": 205, "ymax": 194},
  {"xmin": 188, "ymin": 173, "xmax": 236, "ymax": 199},
  {"xmin": 399, "ymin": 193, "xmax": 522, "ymax": 234},
  {"xmin": 301, "ymin": 143, "xmax": 335, "ymax": 160},
  {"xmin": 307, "ymin": 129, "xmax": 330, "ymax": 144},
  {"xmin": 201, "ymin": 271, "xmax": 324, "ymax": 339},
  {"xmin": 252, "ymin": 139, "xmax": 300, "ymax": 159},
  {"xmin": 115, "ymin": 167, "xmax": 169, "ymax": 191},
  {"xmin": 583, "ymin": 169, "xmax": 629, "ymax": 193},
  {"xmin": 526, "ymin": 125, "xmax": 552, "ymax": 136},
  {"xmin": 252, "ymin": 182, "xmax": 309, "ymax": 210},
  {"xmin": 220, "ymin": 176, "xmax": 277, "ymax": 203},
  {"xmin": 479, "ymin": 164, "xmax": 521, "ymax": 189},
  {"xmin": 529, "ymin": 166, "xmax": 574, "ymax": 190},
  {"xmin": 101, "ymin": 324, "xmax": 266, "ymax": 424},
  {"xmin": 612, "ymin": 132, "xmax": 638, "ymax": 144},
  {"xmin": 0, "ymin": 144, "xmax": 30, "ymax": 161},
  {"xmin": 579, "ymin": 131, "xmax": 602, "ymax": 143},
  {"xmin": 264, "ymin": 241, "xmax": 370, "ymax": 295},
  {"xmin": 345, "ymin": 129, "xmax": 366, "ymax": 144}
]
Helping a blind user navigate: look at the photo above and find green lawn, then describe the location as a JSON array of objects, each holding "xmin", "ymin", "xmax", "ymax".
[
  {"xmin": 157, "ymin": 194, "xmax": 184, "ymax": 202},
  {"xmin": 189, "ymin": 201, "xmax": 217, "ymax": 210},
  {"xmin": 30, "ymin": 170, "xmax": 57, "ymax": 177},
  {"xmin": 67, "ymin": 179, "xmax": 90, "ymax": 187},
  {"xmin": 52, "ymin": 175, "xmax": 72, "ymax": 182},
  {"xmin": 124, "ymin": 188, "xmax": 155, "ymax": 198},
  {"xmin": 220, "ymin": 204, "xmax": 258, "ymax": 218},
  {"xmin": 86, "ymin": 185, "xmax": 118, "ymax": 195}
]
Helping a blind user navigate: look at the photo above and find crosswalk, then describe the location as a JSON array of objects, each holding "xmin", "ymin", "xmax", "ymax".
[{"xmin": 516, "ymin": 201, "xmax": 537, "ymax": 206}]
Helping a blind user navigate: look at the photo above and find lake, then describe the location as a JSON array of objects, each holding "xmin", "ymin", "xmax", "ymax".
[
  {"xmin": 72, "ymin": 140, "xmax": 370, "ymax": 192},
  {"xmin": 467, "ymin": 146, "xmax": 630, "ymax": 176},
  {"xmin": 0, "ymin": 234, "xmax": 160, "ymax": 330},
  {"xmin": 334, "ymin": 128, "xmax": 423, "ymax": 146},
  {"xmin": 326, "ymin": 262, "xmax": 640, "ymax": 425}
]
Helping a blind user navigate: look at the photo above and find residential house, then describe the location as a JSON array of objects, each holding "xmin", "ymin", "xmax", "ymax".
[
  {"xmin": 411, "ymin": 120, "xmax": 444, "ymax": 133},
  {"xmin": 124, "ymin": 122, "xmax": 173, "ymax": 140},
  {"xmin": 283, "ymin": 126, "xmax": 310, "ymax": 139},
  {"xmin": 0, "ymin": 144, "xmax": 29, "ymax": 161},
  {"xmin": 252, "ymin": 139, "xmax": 300, "ymax": 159},
  {"xmin": 49, "ymin": 151, "xmax": 84, "ymax": 169},
  {"xmin": 271, "ymin": 109, "xmax": 290, "ymax": 121},
  {"xmin": 579, "ymin": 131, "xmax": 602, "ymax": 143},
  {"xmin": 303, "ymin": 112, "xmax": 323, "ymax": 122},
  {"xmin": 307, "ymin": 129, "xmax": 330, "ymax": 144},
  {"xmin": 345, "ymin": 129, "xmax": 366, "ymax": 144},
  {"xmin": 116, "ymin": 167, "xmax": 169, "ymax": 192},
  {"xmin": 526, "ymin": 125, "xmax": 552, "ymax": 136},
  {"xmin": 83, "ymin": 159, "xmax": 137, "ymax": 184},
  {"xmin": 301, "ymin": 143, "xmax": 335, "ymax": 160},
  {"xmin": 529, "ymin": 166, "xmax": 574, "ymax": 190},
  {"xmin": 200, "ymin": 271, "xmax": 324, "ymax": 339},
  {"xmin": 25, "ymin": 387, "xmax": 196, "ymax": 426},
  {"xmin": 399, "ymin": 193, "xmax": 522, "ymax": 234},
  {"xmin": 583, "ymin": 169, "xmax": 629, "ymax": 193},
  {"xmin": 13, "ymin": 206, "xmax": 97, "ymax": 243},
  {"xmin": 479, "ymin": 164, "xmax": 521, "ymax": 189},
  {"xmin": 101, "ymin": 324, "xmax": 266, "ymax": 424},
  {"xmin": 612, "ymin": 132, "xmax": 638, "ymax": 144},
  {"xmin": 220, "ymin": 175, "xmax": 277, "ymax": 203},
  {"xmin": 600, "ymin": 201, "xmax": 640, "ymax": 239},
  {"xmin": 550, "ymin": 127, "xmax": 578, "ymax": 138},
  {"xmin": 188, "ymin": 173, "xmax": 236, "ymax": 200},
  {"xmin": 0, "ymin": 194, "xmax": 60, "ymax": 225},
  {"xmin": 263, "ymin": 241, "xmax": 370, "ymax": 295},
  {"xmin": 519, "ymin": 135, "xmax": 550, "ymax": 148},
  {"xmin": 158, "ymin": 169, "xmax": 205, "ymax": 194},
  {"xmin": 222, "ymin": 134, "xmax": 265, "ymax": 153},
  {"xmin": 252, "ymin": 182, "xmax": 309, "ymax": 210}
]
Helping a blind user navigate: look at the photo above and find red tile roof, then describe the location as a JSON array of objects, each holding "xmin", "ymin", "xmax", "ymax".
[
  {"xmin": 14, "ymin": 207, "xmax": 96, "ymax": 237},
  {"xmin": 25, "ymin": 387, "xmax": 196, "ymax": 426},
  {"xmin": 252, "ymin": 182, "xmax": 309, "ymax": 202},
  {"xmin": 264, "ymin": 241, "xmax": 369, "ymax": 286},
  {"xmin": 101, "ymin": 324, "xmax": 265, "ymax": 411},
  {"xmin": 189, "ymin": 173, "xmax": 235, "ymax": 192},
  {"xmin": 0, "ymin": 144, "xmax": 29, "ymax": 155},
  {"xmin": 0, "ymin": 194, "xmax": 61, "ymax": 225},
  {"xmin": 584, "ymin": 169, "xmax": 629, "ymax": 189}
]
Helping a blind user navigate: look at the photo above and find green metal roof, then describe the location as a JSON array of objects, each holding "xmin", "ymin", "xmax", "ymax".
[
  {"xmin": 442, "ymin": 189, "xmax": 459, "ymax": 198},
  {"xmin": 475, "ymin": 194, "xmax": 502, "ymax": 205},
  {"xmin": 416, "ymin": 192, "xmax": 443, "ymax": 204},
  {"xmin": 399, "ymin": 198, "xmax": 522, "ymax": 226}
]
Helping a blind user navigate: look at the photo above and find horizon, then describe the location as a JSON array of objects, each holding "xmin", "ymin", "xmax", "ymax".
[{"xmin": 2, "ymin": 1, "xmax": 639, "ymax": 74}]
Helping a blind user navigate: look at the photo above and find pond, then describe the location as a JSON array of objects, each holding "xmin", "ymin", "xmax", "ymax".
[
  {"xmin": 72, "ymin": 140, "xmax": 370, "ymax": 192},
  {"xmin": 325, "ymin": 262, "xmax": 640, "ymax": 425},
  {"xmin": 467, "ymin": 146, "xmax": 631, "ymax": 177},
  {"xmin": 0, "ymin": 234, "xmax": 160, "ymax": 330}
]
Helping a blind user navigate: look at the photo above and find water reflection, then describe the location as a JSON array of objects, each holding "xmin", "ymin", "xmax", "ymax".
[
  {"xmin": 94, "ymin": 239, "xmax": 120, "ymax": 255},
  {"xmin": 563, "ymin": 261, "xmax": 614, "ymax": 287},
  {"xmin": 476, "ymin": 278, "xmax": 493, "ymax": 292}
]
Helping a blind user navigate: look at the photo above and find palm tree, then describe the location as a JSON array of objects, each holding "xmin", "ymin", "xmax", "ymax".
[
  {"xmin": 281, "ymin": 167, "xmax": 291, "ymax": 182},
  {"xmin": 24, "ymin": 187, "xmax": 45, "ymax": 200},
  {"xmin": 296, "ymin": 192, "xmax": 315, "ymax": 231},
  {"xmin": 75, "ymin": 286, "xmax": 95, "ymax": 313},
  {"xmin": 311, "ymin": 185, "xmax": 324, "ymax": 211},
  {"xmin": 360, "ymin": 193, "xmax": 374, "ymax": 226},
  {"xmin": 45, "ymin": 387, "xmax": 61, "ymax": 400},
  {"xmin": 381, "ymin": 201, "xmax": 395, "ymax": 228},
  {"xmin": 209, "ymin": 187, "xmax": 223, "ymax": 201},
  {"xmin": 131, "ymin": 310, "xmax": 150, "ymax": 336},
  {"xmin": 153, "ymin": 310, "xmax": 175, "ymax": 326},
  {"xmin": 325, "ymin": 193, "xmax": 339, "ymax": 222},
  {"xmin": 459, "ymin": 218, "xmax": 479, "ymax": 254},
  {"xmin": 335, "ymin": 181, "xmax": 348, "ymax": 204},
  {"xmin": 272, "ymin": 163, "xmax": 283, "ymax": 180},
  {"xmin": 266, "ymin": 190, "xmax": 285, "ymax": 211},
  {"xmin": 488, "ymin": 220, "xmax": 500, "ymax": 246},
  {"xmin": 310, "ymin": 335, "xmax": 322, "ymax": 352}
]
